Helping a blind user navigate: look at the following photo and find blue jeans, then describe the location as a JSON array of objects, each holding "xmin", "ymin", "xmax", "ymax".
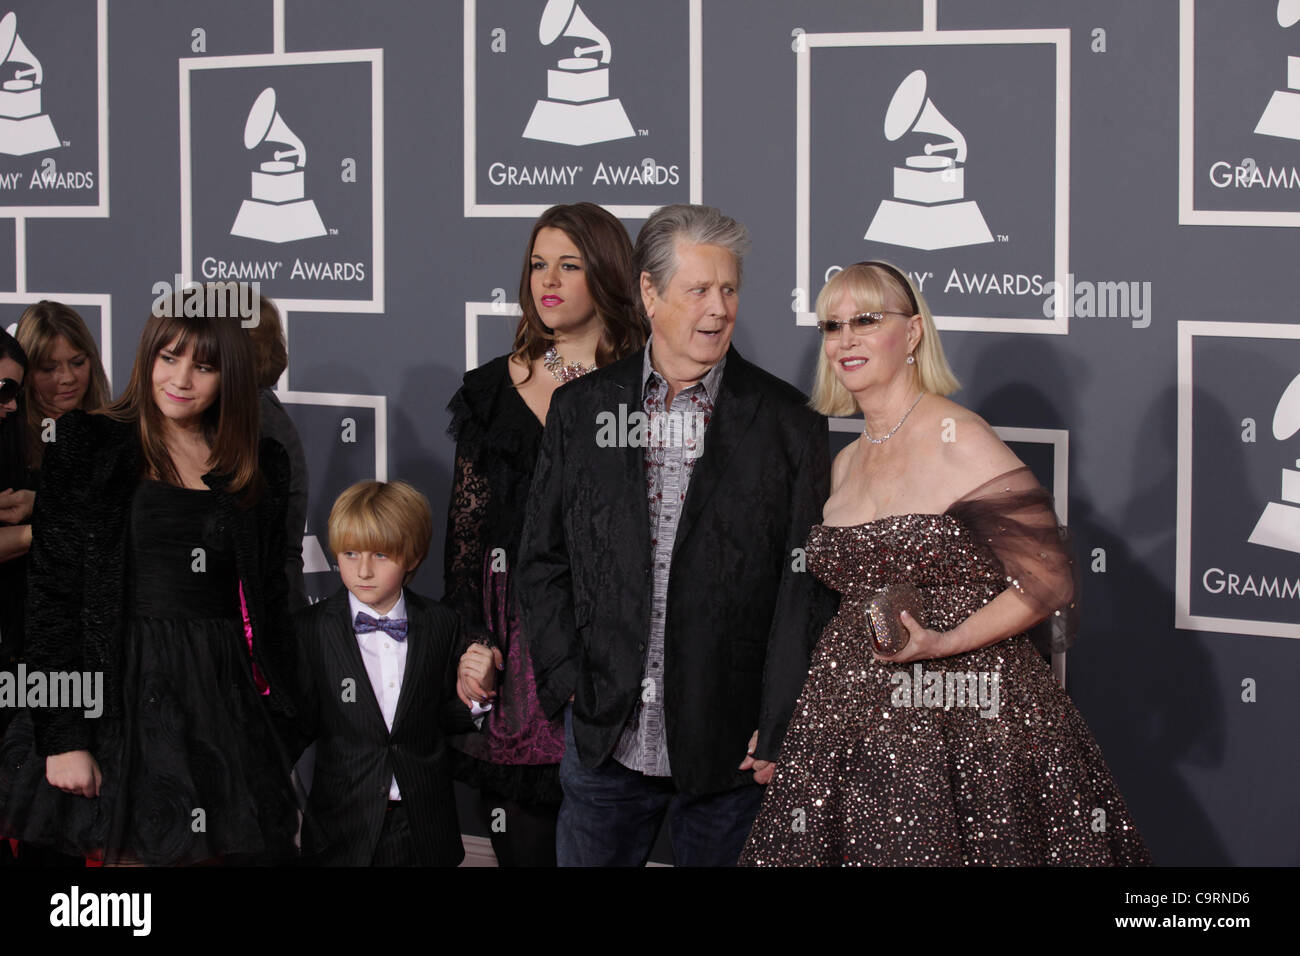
[{"xmin": 556, "ymin": 706, "xmax": 763, "ymax": 867}]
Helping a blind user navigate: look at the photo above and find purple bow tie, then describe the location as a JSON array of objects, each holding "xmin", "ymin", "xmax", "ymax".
[{"xmin": 354, "ymin": 611, "xmax": 408, "ymax": 641}]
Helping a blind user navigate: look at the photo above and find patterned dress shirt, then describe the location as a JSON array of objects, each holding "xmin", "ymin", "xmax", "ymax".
[{"xmin": 611, "ymin": 340, "xmax": 725, "ymax": 776}]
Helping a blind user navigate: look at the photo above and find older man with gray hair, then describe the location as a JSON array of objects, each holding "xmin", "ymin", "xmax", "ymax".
[{"xmin": 518, "ymin": 203, "xmax": 833, "ymax": 866}]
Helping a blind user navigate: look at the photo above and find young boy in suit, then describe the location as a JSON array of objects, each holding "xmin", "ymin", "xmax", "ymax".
[{"xmin": 292, "ymin": 480, "xmax": 481, "ymax": 866}]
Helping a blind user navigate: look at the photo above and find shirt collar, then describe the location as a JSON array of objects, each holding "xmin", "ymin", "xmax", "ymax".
[
  {"xmin": 642, "ymin": 335, "xmax": 727, "ymax": 404},
  {"xmin": 348, "ymin": 590, "xmax": 408, "ymax": 628}
]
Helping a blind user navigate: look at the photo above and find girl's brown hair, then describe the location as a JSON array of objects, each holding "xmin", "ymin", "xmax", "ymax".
[
  {"xmin": 510, "ymin": 202, "xmax": 647, "ymax": 382},
  {"xmin": 104, "ymin": 294, "xmax": 262, "ymax": 502}
]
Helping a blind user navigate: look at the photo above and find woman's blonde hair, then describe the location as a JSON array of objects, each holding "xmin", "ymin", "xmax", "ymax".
[
  {"xmin": 15, "ymin": 300, "xmax": 111, "ymax": 468},
  {"xmin": 809, "ymin": 261, "xmax": 959, "ymax": 417},
  {"xmin": 328, "ymin": 480, "xmax": 432, "ymax": 574}
]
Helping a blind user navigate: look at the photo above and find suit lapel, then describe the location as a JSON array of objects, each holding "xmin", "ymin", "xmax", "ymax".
[
  {"xmin": 391, "ymin": 590, "xmax": 426, "ymax": 733},
  {"xmin": 609, "ymin": 351, "xmax": 652, "ymax": 546},
  {"xmin": 672, "ymin": 348, "xmax": 760, "ymax": 558},
  {"xmin": 325, "ymin": 590, "xmax": 389, "ymax": 736}
]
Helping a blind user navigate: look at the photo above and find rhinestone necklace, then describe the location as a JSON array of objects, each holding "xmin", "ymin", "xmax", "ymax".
[
  {"xmin": 863, "ymin": 392, "xmax": 924, "ymax": 445},
  {"xmin": 543, "ymin": 345, "xmax": 594, "ymax": 383}
]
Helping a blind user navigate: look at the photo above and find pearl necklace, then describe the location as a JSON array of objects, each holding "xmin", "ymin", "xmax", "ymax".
[
  {"xmin": 863, "ymin": 392, "xmax": 924, "ymax": 445},
  {"xmin": 543, "ymin": 345, "xmax": 594, "ymax": 383}
]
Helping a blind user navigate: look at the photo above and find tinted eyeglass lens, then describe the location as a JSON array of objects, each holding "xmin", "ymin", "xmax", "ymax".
[{"xmin": 817, "ymin": 313, "xmax": 886, "ymax": 335}]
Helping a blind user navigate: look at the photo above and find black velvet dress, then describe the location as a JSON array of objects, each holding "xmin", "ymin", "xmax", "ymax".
[{"xmin": 0, "ymin": 480, "xmax": 298, "ymax": 865}]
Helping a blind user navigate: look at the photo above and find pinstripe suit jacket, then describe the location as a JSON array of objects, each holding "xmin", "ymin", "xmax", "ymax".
[{"xmin": 292, "ymin": 586, "xmax": 477, "ymax": 866}]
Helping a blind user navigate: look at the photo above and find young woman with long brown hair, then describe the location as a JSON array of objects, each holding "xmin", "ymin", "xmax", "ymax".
[
  {"xmin": 0, "ymin": 297, "xmax": 300, "ymax": 865},
  {"xmin": 444, "ymin": 202, "xmax": 646, "ymax": 866}
]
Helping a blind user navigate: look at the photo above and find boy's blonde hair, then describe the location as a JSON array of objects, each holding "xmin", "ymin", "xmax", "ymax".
[{"xmin": 328, "ymin": 480, "xmax": 432, "ymax": 574}]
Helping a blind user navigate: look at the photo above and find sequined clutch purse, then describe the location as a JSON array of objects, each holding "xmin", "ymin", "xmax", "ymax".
[{"xmin": 865, "ymin": 583, "xmax": 926, "ymax": 656}]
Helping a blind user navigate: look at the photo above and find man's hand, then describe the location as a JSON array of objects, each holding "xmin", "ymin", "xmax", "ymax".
[
  {"xmin": 456, "ymin": 642, "xmax": 504, "ymax": 709},
  {"xmin": 739, "ymin": 730, "xmax": 775, "ymax": 785},
  {"xmin": 0, "ymin": 488, "xmax": 34, "ymax": 525},
  {"xmin": 46, "ymin": 750, "xmax": 101, "ymax": 798}
]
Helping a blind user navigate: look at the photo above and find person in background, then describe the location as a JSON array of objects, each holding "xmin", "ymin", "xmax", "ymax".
[
  {"xmin": 0, "ymin": 330, "xmax": 30, "ymax": 567},
  {"xmin": 0, "ymin": 330, "xmax": 31, "ymax": 741},
  {"xmin": 248, "ymin": 294, "xmax": 310, "ymax": 613},
  {"xmin": 15, "ymin": 300, "xmax": 110, "ymax": 475},
  {"xmin": 444, "ymin": 202, "xmax": 646, "ymax": 866},
  {"xmin": 0, "ymin": 303, "xmax": 111, "ymax": 645}
]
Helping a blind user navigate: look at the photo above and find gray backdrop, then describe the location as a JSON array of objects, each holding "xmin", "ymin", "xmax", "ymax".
[{"xmin": 6, "ymin": 0, "xmax": 1299, "ymax": 866}]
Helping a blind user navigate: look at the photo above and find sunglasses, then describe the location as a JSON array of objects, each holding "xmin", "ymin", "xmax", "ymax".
[
  {"xmin": 816, "ymin": 310, "xmax": 912, "ymax": 336},
  {"xmin": 0, "ymin": 378, "xmax": 19, "ymax": 404}
]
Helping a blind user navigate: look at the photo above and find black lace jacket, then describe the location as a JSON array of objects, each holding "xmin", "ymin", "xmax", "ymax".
[
  {"xmin": 24, "ymin": 410, "xmax": 296, "ymax": 757},
  {"xmin": 442, "ymin": 355, "xmax": 542, "ymax": 650}
]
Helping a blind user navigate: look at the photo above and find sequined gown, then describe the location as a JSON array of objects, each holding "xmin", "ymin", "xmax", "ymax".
[{"xmin": 739, "ymin": 471, "xmax": 1149, "ymax": 866}]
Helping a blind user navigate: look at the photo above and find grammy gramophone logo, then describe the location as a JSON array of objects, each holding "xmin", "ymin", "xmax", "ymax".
[
  {"xmin": 0, "ymin": 11, "xmax": 60, "ymax": 156},
  {"xmin": 1256, "ymin": 0, "xmax": 1300, "ymax": 141},
  {"xmin": 302, "ymin": 532, "xmax": 331, "ymax": 574},
  {"xmin": 864, "ymin": 69, "xmax": 993, "ymax": 252},
  {"xmin": 522, "ymin": 0, "xmax": 635, "ymax": 146},
  {"xmin": 1248, "ymin": 372, "xmax": 1300, "ymax": 553},
  {"xmin": 230, "ymin": 87, "xmax": 327, "ymax": 244}
]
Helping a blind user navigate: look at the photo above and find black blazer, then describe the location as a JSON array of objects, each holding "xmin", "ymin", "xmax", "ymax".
[
  {"xmin": 24, "ymin": 410, "xmax": 296, "ymax": 757},
  {"xmin": 292, "ymin": 586, "xmax": 477, "ymax": 866},
  {"xmin": 518, "ymin": 346, "xmax": 835, "ymax": 796}
]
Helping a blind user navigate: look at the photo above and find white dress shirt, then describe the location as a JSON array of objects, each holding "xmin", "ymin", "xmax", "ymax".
[
  {"xmin": 346, "ymin": 591, "xmax": 489, "ymax": 802},
  {"xmin": 348, "ymin": 591, "xmax": 409, "ymax": 801}
]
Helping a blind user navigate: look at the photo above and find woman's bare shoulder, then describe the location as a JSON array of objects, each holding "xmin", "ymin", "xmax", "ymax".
[{"xmin": 929, "ymin": 398, "xmax": 1023, "ymax": 494}]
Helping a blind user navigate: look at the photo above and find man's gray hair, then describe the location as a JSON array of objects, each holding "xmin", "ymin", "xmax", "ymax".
[{"xmin": 634, "ymin": 204, "xmax": 751, "ymax": 295}]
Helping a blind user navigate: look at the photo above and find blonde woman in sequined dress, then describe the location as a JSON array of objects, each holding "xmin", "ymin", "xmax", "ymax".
[{"xmin": 738, "ymin": 261, "xmax": 1149, "ymax": 866}]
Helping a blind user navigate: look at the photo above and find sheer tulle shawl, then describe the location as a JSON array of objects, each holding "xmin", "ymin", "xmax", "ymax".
[{"xmin": 946, "ymin": 466, "xmax": 1080, "ymax": 654}]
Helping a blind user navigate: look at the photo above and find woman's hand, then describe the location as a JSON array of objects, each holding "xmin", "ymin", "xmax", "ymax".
[
  {"xmin": 0, "ymin": 488, "xmax": 35, "ymax": 525},
  {"xmin": 0, "ymin": 523, "xmax": 31, "ymax": 563},
  {"xmin": 456, "ymin": 643, "xmax": 505, "ymax": 709},
  {"xmin": 875, "ymin": 586, "xmax": 1051, "ymax": 665},
  {"xmin": 871, "ymin": 610, "xmax": 948, "ymax": 664},
  {"xmin": 46, "ymin": 750, "xmax": 102, "ymax": 798}
]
